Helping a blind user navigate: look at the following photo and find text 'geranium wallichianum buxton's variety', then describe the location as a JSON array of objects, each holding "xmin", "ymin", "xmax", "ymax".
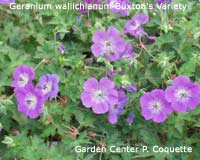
[{"xmin": 12, "ymin": 65, "xmax": 60, "ymax": 119}]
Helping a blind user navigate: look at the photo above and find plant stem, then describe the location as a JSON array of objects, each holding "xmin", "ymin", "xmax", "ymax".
[{"xmin": 34, "ymin": 59, "xmax": 45, "ymax": 71}]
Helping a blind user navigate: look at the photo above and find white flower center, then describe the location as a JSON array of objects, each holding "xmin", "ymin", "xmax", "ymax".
[
  {"xmin": 104, "ymin": 40, "xmax": 114, "ymax": 55},
  {"xmin": 18, "ymin": 74, "xmax": 29, "ymax": 87},
  {"xmin": 94, "ymin": 89, "xmax": 106, "ymax": 102},
  {"xmin": 24, "ymin": 94, "xmax": 37, "ymax": 109},
  {"xmin": 42, "ymin": 82, "xmax": 52, "ymax": 95},
  {"xmin": 175, "ymin": 88, "xmax": 191, "ymax": 102},
  {"xmin": 150, "ymin": 100, "xmax": 163, "ymax": 113}
]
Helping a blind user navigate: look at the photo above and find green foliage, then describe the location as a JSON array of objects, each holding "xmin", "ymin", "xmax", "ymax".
[{"xmin": 1, "ymin": 0, "xmax": 200, "ymax": 160}]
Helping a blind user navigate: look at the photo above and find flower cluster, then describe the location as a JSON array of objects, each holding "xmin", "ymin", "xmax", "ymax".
[
  {"xmin": 140, "ymin": 76, "xmax": 200, "ymax": 123},
  {"xmin": 91, "ymin": 26, "xmax": 136, "ymax": 62},
  {"xmin": 91, "ymin": 13, "xmax": 154, "ymax": 62},
  {"xmin": 81, "ymin": 77, "xmax": 131, "ymax": 124},
  {"xmin": 12, "ymin": 65, "xmax": 60, "ymax": 119}
]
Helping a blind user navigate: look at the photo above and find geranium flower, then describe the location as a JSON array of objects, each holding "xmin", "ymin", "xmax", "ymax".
[
  {"xmin": 126, "ymin": 112, "xmax": 134, "ymax": 125},
  {"xmin": 140, "ymin": 89, "xmax": 172, "ymax": 123},
  {"xmin": 108, "ymin": 91, "xmax": 129, "ymax": 124},
  {"xmin": 81, "ymin": 77, "xmax": 118, "ymax": 114},
  {"xmin": 57, "ymin": 44, "xmax": 66, "ymax": 54},
  {"xmin": 165, "ymin": 76, "xmax": 200, "ymax": 112},
  {"xmin": 36, "ymin": 74, "xmax": 60, "ymax": 100},
  {"xmin": 107, "ymin": 0, "xmax": 130, "ymax": 17},
  {"xmin": 121, "ymin": 43, "xmax": 136, "ymax": 60},
  {"xmin": 16, "ymin": 85, "xmax": 45, "ymax": 119},
  {"xmin": 0, "ymin": 0, "xmax": 15, "ymax": 4},
  {"xmin": 124, "ymin": 13, "xmax": 149, "ymax": 38},
  {"xmin": 91, "ymin": 26, "xmax": 126, "ymax": 61},
  {"xmin": 12, "ymin": 65, "xmax": 35, "ymax": 91}
]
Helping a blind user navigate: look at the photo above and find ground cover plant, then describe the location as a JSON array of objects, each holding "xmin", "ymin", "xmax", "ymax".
[{"xmin": 1, "ymin": 0, "xmax": 200, "ymax": 160}]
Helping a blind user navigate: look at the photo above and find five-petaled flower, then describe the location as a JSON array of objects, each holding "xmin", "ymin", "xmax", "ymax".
[
  {"xmin": 36, "ymin": 74, "xmax": 60, "ymax": 100},
  {"xmin": 91, "ymin": 26, "xmax": 127, "ymax": 62},
  {"xmin": 140, "ymin": 89, "xmax": 172, "ymax": 123},
  {"xmin": 81, "ymin": 77, "xmax": 118, "ymax": 114},
  {"xmin": 165, "ymin": 76, "xmax": 200, "ymax": 112},
  {"xmin": 12, "ymin": 65, "xmax": 35, "ymax": 91},
  {"xmin": 16, "ymin": 85, "xmax": 45, "ymax": 119}
]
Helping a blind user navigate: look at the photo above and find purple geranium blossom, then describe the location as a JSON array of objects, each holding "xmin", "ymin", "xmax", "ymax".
[
  {"xmin": 78, "ymin": 0, "xmax": 102, "ymax": 14},
  {"xmin": 36, "ymin": 74, "xmax": 60, "ymax": 100},
  {"xmin": 165, "ymin": 76, "xmax": 200, "ymax": 112},
  {"xmin": 91, "ymin": 26, "xmax": 126, "ymax": 62},
  {"xmin": 121, "ymin": 43, "xmax": 136, "ymax": 60},
  {"xmin": 81, "ymin": 77, "xmax": 118, "ymax": 114},
  {"xmin": 108, "ymin": 91, "xmax": 129, "ymax": 124},
  {"xmin": 107, "ymin": 0, "xmax": 130, "ymax": 17},
  {"xmin": 16, "ymin": 85, "xmax": 45, "ymax": 119},
  {"xmin": 0, "ymin": 0, "xmax": 15, "ymax": 4},
  {"xmin": 157, "ymin": 0, "xmax": 172, "ymax": 4},
  {"xmin": 12, "ymin": 65, "xmax": 35, "ymax": 91},
  {"xmin": 140, "ymin": 89, "xmax": 172, "ymax": 123},
  {"xmin": 124, "ymin": 13, "xmax": 149, "ymax": 38},
  {"xmin": 57, "ymin": 44, "xmax": 66, "ymax": 54},
  {"xmin": 107, "ymin": 70, "xmax": 117, "ymax": 78},
  {"xmin": 122, "ymin": 84, "xmax": 137, "ymax": 93},
  {"xmin": 126, "ymin": 112, "xmax": 134, "ymax": 125}
]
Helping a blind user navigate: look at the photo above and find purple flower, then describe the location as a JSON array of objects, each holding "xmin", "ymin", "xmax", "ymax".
[
  {"xmin": 124, "ymin": 13, "xmax": 149, "ymax": 38},
  {"xmin": 81, "ymin": 77, "xmax": 118, "ymax": 114},
  {"xmin": 140, "ymin": 89, "xmax": 172, "ymax": 123},
  {"xmin": 121, "ymin": 43, "xmax": 136, "ymax": 60},
  {"xmin": 107, "ymin": 0, "xmax": 130, "ymax": 17},
  {"xmin": 157, "ymin": 0, "xmax": 172, "ymax": 4},
  {"xmin": 123, "ymin": 84, "xmax": 137, "ymax": 93},
  {"xmin": 0, "ymin": 0, "xmax": 15, "ymax": 4},
  {"xmin": 36, "ymin": 74, "xmax": 60, "ymax": 100},
  {"xmin": 12, "ymin": 65, "xmax": 35, "ymax": 91},
  {"xmin": 57, "ymin": 44, "xmax": 66, "ymax": 54},
  {"xmin": 108, "ymin": 91, "xmax": 129, "ymax": 124},
  {"xmin": 91, "ymin": 27, "xmax": 126, "ymax": 62},
  {"xmin": 78, "ymin": 0, "xmax": 102, "ymax": 14},
  {"xmin": 16, "ymin": 85, "xmax": 45, "ymax": 119},
  {"xmin": 77, "ymin": 16, "xmax": 82, "ymax": 24},
  {"xmin": 165, "ymin": 76, "xmax": 200, "ymax": 112},
  {"xmin": 107, "ymin": 71, "xmax": 117, "ymax": 78},
  {"xmin": 126, "ymin": 112, "xmax": 134, "ymax": 125}
]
